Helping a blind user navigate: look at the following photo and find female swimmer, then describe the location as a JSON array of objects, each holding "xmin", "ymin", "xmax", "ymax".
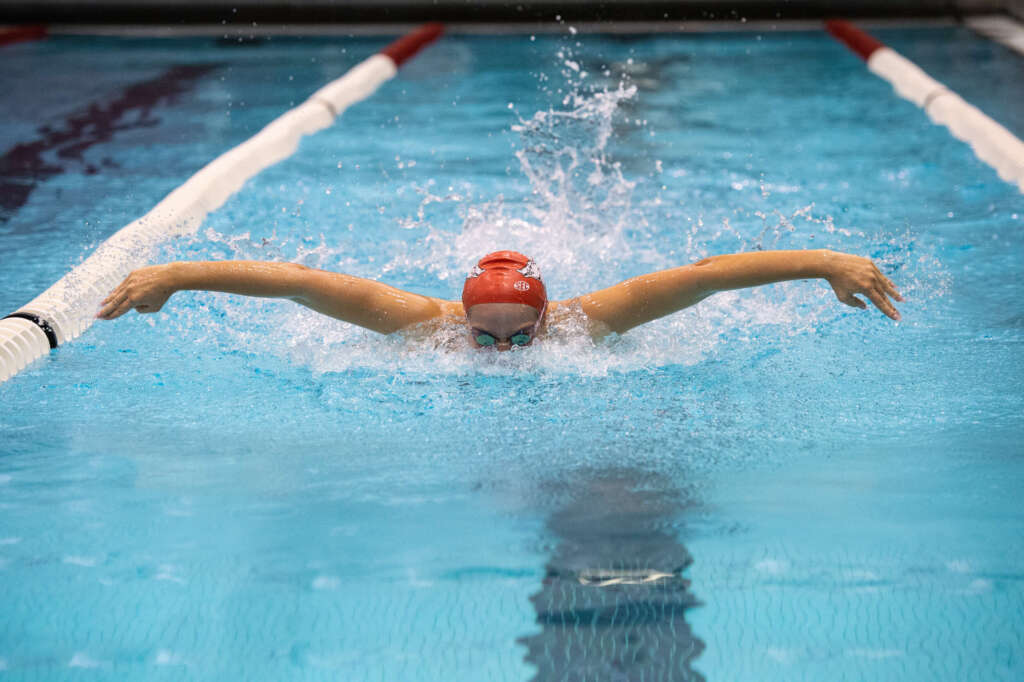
[{"xmin": 96, "ymin": 249, "xmax": 902, "ymax": 350}]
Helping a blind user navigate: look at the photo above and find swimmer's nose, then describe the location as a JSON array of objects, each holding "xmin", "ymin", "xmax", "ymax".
[{"xmin": 496, "ymin": 341, "xmax": 512, "ymax": 352}]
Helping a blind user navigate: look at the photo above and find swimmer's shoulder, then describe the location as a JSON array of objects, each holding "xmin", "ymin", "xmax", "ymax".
[
  {"xmin": 397, "ymin": 298, "xmax": 465, "ymax": 337},
  {"xmin": 433, "ymin": 298, "xmax": 464, "ymax": 317},
  {"xmin": 547, "ymin": 297, "xmax": 612, "ymax": 340},
  {"xmin": 548, "ymin": 297, "xmax": 590, "ymax": 319},
  {"xmin": 392, "ymin": 298, "xmax": 467, "ymax": 349}
]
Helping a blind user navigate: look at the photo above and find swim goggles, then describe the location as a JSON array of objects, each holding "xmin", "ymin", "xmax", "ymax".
[
  {"xmin": 471, "ymin": 302, "xmax": 547, "ymax": 348},
  {"xmin": 474, "ymin": 330, "xmax": 532, "ymax": 347}
]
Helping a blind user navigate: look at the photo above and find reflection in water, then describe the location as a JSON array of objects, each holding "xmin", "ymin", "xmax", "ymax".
[{"xmin": 519, "ymin": 468, "xmax": 704, "ymax": 681}]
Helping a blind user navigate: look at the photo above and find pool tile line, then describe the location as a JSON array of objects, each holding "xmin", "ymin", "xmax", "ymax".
[{"xmin": 0, "ymin": 63, "xmax": 220, "ymax": 219}]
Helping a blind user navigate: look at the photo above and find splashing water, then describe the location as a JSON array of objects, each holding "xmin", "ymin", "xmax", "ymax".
[{"xmin": 149, "ymin": 49, "xmax": 946, "ymax": 381}]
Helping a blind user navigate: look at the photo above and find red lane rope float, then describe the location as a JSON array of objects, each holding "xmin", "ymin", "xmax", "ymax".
[
  {"xmin": 825, "ymin": 19, "xmax": 1024, "ymax": 193},
  {"xmin": 382, "ymin": 22, "xmax": 444, "ymax": 66},
  {"xmin": 0, "ymin": 24, "xmax": 46, "ymax": 48},
  {"xmin": 0, "ymin": 23, "xmax": 444, "ymax": 383},
  {"xmin": 824, "ymin": 20, "xmax": 882, "ymax": 60}
]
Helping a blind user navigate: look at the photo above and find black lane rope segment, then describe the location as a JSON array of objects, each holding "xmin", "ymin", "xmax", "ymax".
[{"xmin": 3, "ymin": 312, "xmax": 59, "ymax": 349}]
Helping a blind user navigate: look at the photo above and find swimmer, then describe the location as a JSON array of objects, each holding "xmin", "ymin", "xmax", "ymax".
[{"xmin": 96, "ymin": 249, "xmax": 902, "ymax": 349}]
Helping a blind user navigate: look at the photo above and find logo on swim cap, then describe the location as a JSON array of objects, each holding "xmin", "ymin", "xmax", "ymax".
[{"xmin": 513, "ymin": 280, "xmax": 530, "ymax": 292}]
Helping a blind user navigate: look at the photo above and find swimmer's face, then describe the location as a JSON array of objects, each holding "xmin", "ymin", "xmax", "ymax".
[{"xmin": 466, "ymin": 303, "xmax": 541, "ymax": 351}]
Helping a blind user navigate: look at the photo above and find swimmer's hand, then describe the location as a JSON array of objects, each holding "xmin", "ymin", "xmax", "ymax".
[
  {"xmin": 823, "ymin": 251, "xmax": 903, "ymax": 321},
  {"xmin": 97, "ymin": 264, "xmax": 176, "ymax": 319}
]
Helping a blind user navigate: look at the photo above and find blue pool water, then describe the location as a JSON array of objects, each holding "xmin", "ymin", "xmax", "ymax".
[{"xmin": 1, "ymin": 26, "xmax": 1022, "ymax": 681}]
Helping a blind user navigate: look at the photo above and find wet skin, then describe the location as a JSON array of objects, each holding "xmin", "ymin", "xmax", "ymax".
[{"xmin": 465, "ymin": 303, "xmax": 542, "ymax": 351}]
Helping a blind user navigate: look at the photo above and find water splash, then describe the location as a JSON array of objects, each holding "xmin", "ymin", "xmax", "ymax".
[{"xmin": 147, "ymin": 48, "xmax": 944, "ymax": 381}]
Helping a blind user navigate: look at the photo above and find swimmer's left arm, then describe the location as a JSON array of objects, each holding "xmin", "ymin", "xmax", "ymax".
[{"xmin": 571, "ymin": 249, "xmax": 902, "ymax": 337}]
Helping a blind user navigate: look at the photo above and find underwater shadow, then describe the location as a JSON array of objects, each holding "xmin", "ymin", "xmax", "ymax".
[{"xmin": 519, "ymin": 466, "xmax": 705, "ymax": 681}]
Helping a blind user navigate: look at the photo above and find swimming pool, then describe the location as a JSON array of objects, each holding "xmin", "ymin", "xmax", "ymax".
[{"xmin": 1, "ymin": 24, "xmax": 1022, "ymax": 681}]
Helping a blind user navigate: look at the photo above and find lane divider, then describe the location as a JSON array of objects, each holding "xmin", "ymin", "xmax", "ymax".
[
  {"xmin": 0, "ymin": 22, "xmax": 442, "ymax": 384},
  {"xmin": 966, "ymin": 14, "xmax": 1024, "ymax": 56},
  {"xmin": 826, "ymin": 19, "xmax": 1024, "ymax": 193},
  {"xmin": 0, "ymin": 25, "xmax": 46, "ymax": 47}
]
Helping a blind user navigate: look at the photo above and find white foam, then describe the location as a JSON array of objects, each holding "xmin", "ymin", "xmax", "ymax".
[
  {"xmin": 155, "ymin": 565, "xmax": 185, "ymax": 584},
  {"xmin": 763, "ymin": 647, "xmax": 796, "ymax": 664},
  {"xmin": 965, "ymin": 578, "xmax": 992, "ymax": 594},
  {"xmin": 312, "ymin": 575, "xmax": 340, "ymax": 590},
  {"xmin": 154, "ymin": 649, "xmax": 184, "ymax": 666},
  {"xmin": 62, "ymin": 555, "xmax": 98, "ymax": 567},
  {"xmin": 846, "ymin": 648, "xmax": 905, "ymax": 659},
  {"xmin": 69, "ymin": 652, "xmax": 102, "ymax": 668},
  {"xmin": 754, "ymin": 558, "xmax": 788, "ymax": 575},
  {"xmin": 406, "ymin": 567, "xmax": 434, "ymax": 588}
]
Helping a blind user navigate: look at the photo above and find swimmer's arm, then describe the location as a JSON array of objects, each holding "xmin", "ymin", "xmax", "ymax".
[
  {"xmin": 97, "ymin": 261, "xmax": 449, "ymax": 334},
  {"xmin": 568, "ymin": 249, "xmax": 902, "ymax": 337}
]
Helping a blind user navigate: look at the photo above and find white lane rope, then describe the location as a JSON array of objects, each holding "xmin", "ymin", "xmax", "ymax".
[
  {"xmin": 0, "ymin": 24, "xmax": 442, "ymax": 384},
  {"xmin": 966, "ymin": 14, "xmax": 1024, "ymax": 56},
  {"xmin": 826, "ymin": 20, "xmax": 1024, "ymax": 194}
]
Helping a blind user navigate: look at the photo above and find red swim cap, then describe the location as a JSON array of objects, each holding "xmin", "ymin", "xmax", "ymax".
[{"xmin": 462, "ymin": 251, "xmax": 548, "ymax": 314}]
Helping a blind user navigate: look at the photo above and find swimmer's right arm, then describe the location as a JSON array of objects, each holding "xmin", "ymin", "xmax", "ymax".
[{"xmin": 96, "ymin": 261, "xmax": 449, "ymax": 334}]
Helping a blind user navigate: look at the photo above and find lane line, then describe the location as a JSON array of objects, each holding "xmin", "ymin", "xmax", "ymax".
[
  {"xmin": 965, "ymin": 14, "xmax": 1024, "ymax": 56},
  {"xmin": 826, "ymin": 19, "xmax": 1024, "ymax": 193},
  {"xmin": 0, "ymin": 23, "xmax": 443, "ymax": 383}
]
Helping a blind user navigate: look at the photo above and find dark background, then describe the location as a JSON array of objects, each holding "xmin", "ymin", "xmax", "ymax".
[{"xmin": 2, "ymin": 0, "xmax": 1022, "ymax": 24}]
